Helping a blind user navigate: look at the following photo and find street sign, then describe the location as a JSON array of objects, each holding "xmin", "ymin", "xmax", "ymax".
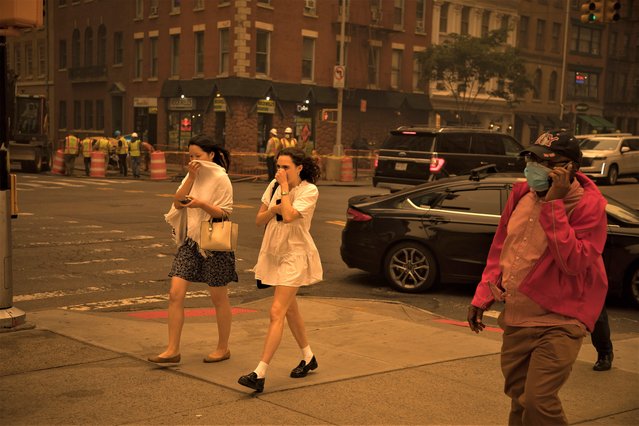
[
  {"xmin": 333, "ymin": 65, "xmax": 345, "ymax": 89},
  {"xmin": 575, "ymin": 103, "xmax": 589, "ymax": 112}
]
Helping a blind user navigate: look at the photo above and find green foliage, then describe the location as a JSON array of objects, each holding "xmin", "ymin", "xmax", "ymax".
[{"xmin": 420, "ymin": 29, "xmax": 533, "ymax": 122}]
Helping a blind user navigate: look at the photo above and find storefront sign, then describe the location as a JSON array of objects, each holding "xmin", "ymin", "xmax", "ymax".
[
  {"xmin": 575, "ymin": 103, "xmax": 589, "ymax": 112},
  {"xmin": 257, "ymin": 99, "xmax": 275, "ymax": 114},
  {"xmin": 213, "ymin": 97, "xmax": 227, "ymax": 112},
  {"xmin": 134, "ymin": 97, "xmax": 158, "ymax": 108},
  {"xmin": 296, "ymin": 103, "xmax": 309, "ymax": 113},
  {"xmin": 169, "ymin": 97, "xmax": 194, "ymax": 110}
]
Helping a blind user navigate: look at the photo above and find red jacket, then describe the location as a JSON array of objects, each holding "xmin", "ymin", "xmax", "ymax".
[{"xmin": 471, "ymin": 172, "xmax": 608, "ymax": 332}]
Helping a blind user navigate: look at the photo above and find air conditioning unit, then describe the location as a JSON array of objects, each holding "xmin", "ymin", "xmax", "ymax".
[
  {"xmin": 416, "ymin": 21, "xmax": 424, "ymax": 32},
  {"xmin": 149, "ymin": 5, "xmax": 158, "ymax": 16},
  {"xmin": 371, "ymin": 8, "xmax": 382, "ymax": 24},
  {"xmin": 304, "ymin": 0, "xmax": 316, "ymax": 11}
]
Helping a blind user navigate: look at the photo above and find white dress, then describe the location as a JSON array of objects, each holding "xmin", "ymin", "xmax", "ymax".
[{"xmin": 253, "ymin": 180, "xmax": 323, "ymax": 287}]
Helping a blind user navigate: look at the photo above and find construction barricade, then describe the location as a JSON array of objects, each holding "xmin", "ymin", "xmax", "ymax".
[
  {"xmin": 90, "ymin": 151, "xmax": 106, "ymax": 177},
  {"xmin": 340, "ymin": 156, "xmax": 354, "ymax": 182},
  {"xmin": 150, "ymin": 151, "xmax": 168, "ymax": 180},
  {"xmin": 51, "ymin": 149, "xmax": 65, "ymax": 175}
]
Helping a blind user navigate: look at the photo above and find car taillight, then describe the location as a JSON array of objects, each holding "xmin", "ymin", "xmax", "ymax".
[
  {"xmin": 430, "ymin": 156, "xmax": 445, "ymax": 173},
  {"xmin": 347, "ymin": 207, "xmax": 372, "ymax": 222}
]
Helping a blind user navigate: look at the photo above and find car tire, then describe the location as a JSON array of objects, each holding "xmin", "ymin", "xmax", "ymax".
[
  {"xmin": 624, "ymin": 263, "xmax": 639, "ymax": 308},
  {"xmin": 383, "ymin": 241, "xmax": 438, "ymax": 293},
  {"xmin": 605, "ymin": 165, "xmax": 618, "ymax": 186}
]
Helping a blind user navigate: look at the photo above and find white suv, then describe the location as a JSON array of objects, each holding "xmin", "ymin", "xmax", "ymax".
[{"xmin": 579, "ymin": 135, "xmax": 639, "ymax": 185}]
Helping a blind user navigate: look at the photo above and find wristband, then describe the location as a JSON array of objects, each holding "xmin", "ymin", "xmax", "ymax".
[{"xmin": 281, "ymin": 191, "xmax": 289, "ymax": 196}]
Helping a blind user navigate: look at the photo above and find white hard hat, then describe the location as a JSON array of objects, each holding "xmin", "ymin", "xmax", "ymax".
[
  {"xmin": 131, "ymin": 132, "xmax": 138, "ymax": 138},
  {"xmin": 270, "ymin": 128, "xmax": 277, "ymax": 136},
  {"xmin": 285, "ymin": 127, "xmax": 293, "ymax": 134}
]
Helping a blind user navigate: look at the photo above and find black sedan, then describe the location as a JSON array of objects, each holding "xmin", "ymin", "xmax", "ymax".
[{"xmin": 340, "ymin": 171, "xmax": 639, "ymax": 307}]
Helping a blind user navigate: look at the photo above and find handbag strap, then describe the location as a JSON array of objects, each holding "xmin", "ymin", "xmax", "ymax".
[{"xmin": 208, "ymin": 210, "xmax": 229, "ymax": 224}]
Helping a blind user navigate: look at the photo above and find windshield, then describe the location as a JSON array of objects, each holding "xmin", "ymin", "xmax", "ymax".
[
  {"xmin": 580, "ymin": 139, "xmax": 619, "ymax": 151},
  {"xmin": 605, "ymin": 196, "xmax": 639, "ymax": 226}
]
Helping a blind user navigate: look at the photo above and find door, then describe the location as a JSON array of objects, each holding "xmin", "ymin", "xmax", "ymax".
[{"xmin": 111, "ymin": 95, "xmax": 123, "ymax": 134}]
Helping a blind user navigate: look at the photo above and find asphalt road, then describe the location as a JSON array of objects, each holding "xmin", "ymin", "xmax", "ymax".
[{"xmin": 6, "ymin": 172, "xmax": 639, "ymax": 337}]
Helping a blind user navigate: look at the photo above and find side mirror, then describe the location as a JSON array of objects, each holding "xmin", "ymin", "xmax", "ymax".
[{"xmin": 620, "ymin": 146, "xmax": 630, "ymax": 154}]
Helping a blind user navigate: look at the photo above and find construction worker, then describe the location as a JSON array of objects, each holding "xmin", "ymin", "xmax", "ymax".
[
  {"xmin": 96, "ymin": 137, "xmax": 111, "ymax": 170},
  {"xmin": 265, "ymin": 128, "xmax": 280, "ymax": 180},
  {"xmin": 80, "ymin": 136, "xmax": 94, "ymax": 176},
  {"xmin": 281, "ymin": 127, "xmax": 297, "ymax": 148},
  {"xmin": 115, "ymin": 130, "xmax": 129, "ymax": 176},
  {"xmin": 141, "ymin": 140, "xmax": 155, "ymax": 172},
  {"xmin": 129, "ymin": 132, "xmax": 142, "ymax": 179},
  {"xmin": 63, "ymin": 134, "xmax": 80, "ymax": 176}
]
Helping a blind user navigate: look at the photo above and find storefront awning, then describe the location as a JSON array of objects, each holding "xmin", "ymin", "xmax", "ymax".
[
  {"xmin": 592, "ymin": 116, "xmax": 616, "ymax": 129},
  {"xmin": 579, "ymin": 114, "xmax": 604, "ymax": 128},
  {"xmin": 160, "ymin": 79, "xmax": 216, "ymax": 98}
]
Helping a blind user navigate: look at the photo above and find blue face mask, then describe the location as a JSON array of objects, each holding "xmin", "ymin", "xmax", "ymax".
[{"xmin": 524, "ymin": 162, "xmax": 551, "ymax": 192}]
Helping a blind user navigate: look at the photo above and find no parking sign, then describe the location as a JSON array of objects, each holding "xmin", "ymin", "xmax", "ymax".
[{"xmin": 333, "ymin": 65, "xmax": 345, "ymax": 89}]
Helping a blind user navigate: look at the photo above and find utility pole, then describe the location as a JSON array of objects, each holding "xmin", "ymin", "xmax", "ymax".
[
  {"xmin": 559, "ymin": 0, "xmax": 570, "ymax": 124},
  {"xmin": 334, "ymin": 0, "xmax": 346, "ymax": 157}
]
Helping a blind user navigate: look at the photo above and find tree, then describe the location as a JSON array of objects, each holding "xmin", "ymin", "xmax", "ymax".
[{"xmin": 420, "ymin": 29, "xmax": 532, "ymax": 125}]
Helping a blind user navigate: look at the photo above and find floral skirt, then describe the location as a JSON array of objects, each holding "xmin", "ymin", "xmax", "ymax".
[{"xmin": 168, "ymin": 238, "xmax": 238, "ymax": 287}]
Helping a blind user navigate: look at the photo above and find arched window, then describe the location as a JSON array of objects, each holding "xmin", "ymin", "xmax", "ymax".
[
  {"xmin": 548, "ymin": 71, "xmax": 557, "ymax": 101},
  {"xmin": 97, "ymin": 25, "xmax": 107, "ymax": 67},
  {"xmin": 533, "ymin": 69, "xmax": 542, "ymax": 100},
  {"xmin": 84, "ymin": 27, "xmax": 93, "ymax": 66},
  {"xmin": 72, "ymin": 29, "xmax": 81, "ymax": 68}
]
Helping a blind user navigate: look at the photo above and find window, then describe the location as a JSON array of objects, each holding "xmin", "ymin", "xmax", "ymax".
[
  {"xmin": 533, "ymin": 69, "xmax": 542, "ymax": 100},
  {"xmin": 481, "ymin": 11, "xmax": 490, "ymax": 37},
  {"xmin": 194, "ymin": 31, "xmax": 204, "ymax": 75},
  {"xmin": 134, "ymin": 39, "xmax": 143, "ymax": 79},
  {"xmin": 113, "ymin": 31, "xmax": 123, "ymax": 65},
  {"xmin": 393, "ymin": 0, "xmax": 404, "ymax": 28},
  {"xmin": 59, "ymin": 101, "xmax": 67, "ymax": 129},
  {"xmin": 13, "ymin": 43, "xmax": 21, "ymax": 76},
  {"xmin": 84, "ymin": 100, "xmax": 93, "ymax": 129},
  {"xmin": 551, "ymin": 22, "xmax": 561, "ymax": 52},
  {"xmin": 194, "ymin": 0, "xmax": 204, "ymax": 9},
  {"xmin": 568, "ymin": 71, "xmax": 598, "ymax": 98},
  {"xmin": 84, "ymin": 27, "xmax": 93, "ymax": 66},
  {"xmin": 518, "ymin": 16, "xmax": 529, "ymax": 49},
  {"xmin": 535, "ymin": 19, "xmax": 545, "ymax": 50},
  {"xmin": 37, "ymin": 40, "xmax": 45, "ymax": 77},
  {"xmin": 302, "ymin": 37, "xmax": 315, "ymax": 81},
  {"xmin": 96, "ymin": 100, "xmax": 104, "ymax": 130},
  {"xmin": 412, "ymin": 54, "xmax": 424, "ymax": 92},
  {"xmin": 72, "ymin": 29, "xmax": 81, "ymax": 67},
  {"xmin": 135, "ymin": 0, "xmax": 143, "ymax": 18},
  {"xmin": 219, "ymin": 28, "xmax": 229, "ymax": 74},
  {"xmin": 461, "ymin": 6, "xmax": 470, "ymax": 35},
  {"xmin": 256, "ymin": 30, "xmax": 270, "ymax": 75},
  {"xmin": 501, "ymin": 15, "xmax": 509, "ymax": 31},
  {"xmin": 25, "ymin": 42, "xmax": 34, "ymax": 77},
  {"xmin": 150, "ymin": 37, "xmax": 158, "ymax": 78},
  {"xmin": 391, "ymin": 49, "xmax": 402, "ymax": 89},
  {"xmin": 439, "ymin": 3, "xmax": 449, "ymax": 33},
  {"xmin": 171, "ymin": 0, "xmax": 180, "ymax": 13},
  {"xmin": 548, "ymin": 71, "xmax": 557, "ymax": 101},
  {"xmin": 149, "ymin": 0, "xmax": 159, "ymax": 16},
  {"xmin": 470, "ymin": 134, "xmax": 505, "ymax": 155},
  {"xmin": 570, "ymin": 25, "xmax": 601, "ymax": 55},
  {"xmin": 73, "ymin": 100, "xmax": 81, "ymax": 129},
  {"xmin": 415, "ymin": 0, "xmax": 425, "ymax": 32},
  {"xmin": 304, "ymin": 0, "xmax": 316, "ymax": 15},
  {"xmin": 435, "ymin": 189, "xmax": 502, "ymax": 216},
  {"xmin": 617, "ymin": 73, "xmax": 627, "ymax": 99},
  {"xmin": 170, "ymin": 34, "xmax": 180, "ymax": 76},
  {"xmin": 97, "ymin": 26, "xmax": 106, "ymax": 67},
  {"xmin": 368, "ymin": 45, "xmax": 380, "ymax": 87},
  {"xmin": 58, "ymin": 40, "xmax": 66, "ymax": 69}
]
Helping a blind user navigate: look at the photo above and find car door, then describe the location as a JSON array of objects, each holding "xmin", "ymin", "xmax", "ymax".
[
  {"xmin": 419, "ymin": 185, "xmax": 504, "ymax": 283},
  {"xmin": 623, "ymin": 138, "xmax": 639, "ymax": 174}
]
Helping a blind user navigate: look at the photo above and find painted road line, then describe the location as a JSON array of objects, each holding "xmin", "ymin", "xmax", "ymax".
[
  {"xmin": 65, "ymin": 258, "xmax": 127, "ymax": 265},
  {"xmin": 14, "ymin": 286, "xmax": 110, "ymax": 302},
  {"xmin": 18, "ymin": 182, "xmax": 46, "ymax": 188},
  {"xmin": 233, "ymin": 203, "xmax": 254, "ymax": 209},
  {"xmin": 157, "ymin": 194, "xmax": 174, "ymax": 198},
  {"xmin": 124, "ymin": 190, "xmax": 145, "ymax": 193},
  {"xmin": 14, "ymin": 235, "xmax": 155, "ymax": 248},
  {"xmin": 39, "ymin": 181, "xmax": 86, "ymax": 188},
  {"xmin": 326, "ymin": 220, "xmax": 346, "ymax": 227},
  {"xmin": 96, "ymin": 187, "xmax": 115, "ymax": 191}
]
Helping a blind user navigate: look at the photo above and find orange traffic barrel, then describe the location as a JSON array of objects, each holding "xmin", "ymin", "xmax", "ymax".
[
  {"xmin": 340, "ymin": 156, "xmax": 354, "ymax": 182},
  {"xmin": 90, "ymin": 151, "xmax": 106, "ymax": 177},
  {"xmin": 51, "ymin": 149, "xmax": 65, "ymax": 175},
  {"xmin": 150, "ymin": 151, "xmax": 168, "ymax": 180}
]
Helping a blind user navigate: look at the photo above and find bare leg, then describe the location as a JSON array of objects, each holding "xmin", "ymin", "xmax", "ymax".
[
  {"xmin": 260, "ymin": 286, "xmax": 299, "ymax": 364},
  {"xmin": 208, "ymin": 286, "xmax": 232, "ymax": 357},
  {"xmin": 286, "ymin": 297, "xmax": 309, "ymax": 350},
  {"xmin": 157, "ymin": 276, "xmax": 189, "ymax": 358}
]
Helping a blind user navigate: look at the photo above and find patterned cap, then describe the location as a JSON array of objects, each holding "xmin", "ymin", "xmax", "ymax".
[{"xmin": 520, "ymin": 130, "xmax": 582, "ymax": 163}]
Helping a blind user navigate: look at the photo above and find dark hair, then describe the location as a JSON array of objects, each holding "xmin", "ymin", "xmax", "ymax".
[
  {"xmin": 277, "ymin": 147, "xmax": 321, "ymax": 184},
  {"xmin": 188, "ymin": 134, "xmax": 231, "ymax": 171}
]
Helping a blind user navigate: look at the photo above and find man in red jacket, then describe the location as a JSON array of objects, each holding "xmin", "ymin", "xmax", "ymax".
[{"xmin": 467, "ymin": 130, "xmax": 608, "ymax": 425}]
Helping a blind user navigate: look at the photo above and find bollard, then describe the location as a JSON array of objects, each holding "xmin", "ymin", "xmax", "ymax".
[{"xmin": 150, "ymin": 151, "xmax": 168, "ymax": 180}]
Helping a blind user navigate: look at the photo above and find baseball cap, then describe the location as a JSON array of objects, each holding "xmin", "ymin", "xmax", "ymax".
[{"xmin": 519, "ymin": 130, "xmax": 582, "ymax": 163}]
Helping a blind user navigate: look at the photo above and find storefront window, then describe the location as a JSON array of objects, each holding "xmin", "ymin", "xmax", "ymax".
[{"xmin": 168, "ymin": 111, "xmax": 203, "ymax": 150}]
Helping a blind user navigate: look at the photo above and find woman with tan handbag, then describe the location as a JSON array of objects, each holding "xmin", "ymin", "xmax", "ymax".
[
  {"xmin": 148, "ymin": 134, "xmax": 237, "ymax": 364},
  {"xmin": 238, "ymin": 147, "xmax": 323, "ymax": 393}
]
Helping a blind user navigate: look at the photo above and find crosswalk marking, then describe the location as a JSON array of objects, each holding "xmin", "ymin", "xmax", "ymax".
[{"xmin": 326, "ymin": 220, "xmax": 346, "ymax": 227}]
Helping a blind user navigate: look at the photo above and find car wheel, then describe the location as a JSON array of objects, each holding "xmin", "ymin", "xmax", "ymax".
[
  {"xmin": 624, "ymin": 263, "xmax": 639, "ymax": 308},
  {"xmin": 384, "ymin": 242, "xmax": 438, "ymax": 293},
  {"xmin": 606, "ymin": 165, "xmax": 618, "ymax": 186}
]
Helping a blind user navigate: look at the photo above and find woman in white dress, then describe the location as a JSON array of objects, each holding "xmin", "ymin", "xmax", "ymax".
[{"xmin": 238, "ymin": 147, "xmax": 323, "ymax": 392}]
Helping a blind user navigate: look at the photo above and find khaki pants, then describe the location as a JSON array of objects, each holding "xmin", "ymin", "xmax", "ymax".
[{"xmin": 500, "ymin": 323, "xmax": 585, "ymax": 425}]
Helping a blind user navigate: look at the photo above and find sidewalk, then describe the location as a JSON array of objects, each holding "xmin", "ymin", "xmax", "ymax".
[{"xmin": 2, "ymin": 297, "xmax": 638, "ymax": 425}]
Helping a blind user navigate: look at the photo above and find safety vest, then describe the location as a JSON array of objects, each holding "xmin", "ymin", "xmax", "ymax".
[
  {"xmin": 266, "ymin": 137, "xmax": 280, "ymax": 157},
  {"xmin": 129, "ymin": 140, "xmax": 141, "ymax": 157},
  {"xmin": 281, "ymin": 137, "xmax": 297, "ymax": 149},
  {"xmin": 64, "ymin": 135, "xmax": 79, "ymax": 155},
  {"xmin": 98, "ymin": 138, "xmax": 110, "ymax": 154},
  {"xmin": 81, "ymin": 138, "xmax": 93, "ymax": 157},
  {"xmin": 116, "ymin": 137, "xmax": 129, "ymax": 155}
]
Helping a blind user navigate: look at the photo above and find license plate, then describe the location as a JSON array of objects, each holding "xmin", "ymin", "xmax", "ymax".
[{"xmin": 395, "ymin": 163, "xmax": 407, "ymax": 171}]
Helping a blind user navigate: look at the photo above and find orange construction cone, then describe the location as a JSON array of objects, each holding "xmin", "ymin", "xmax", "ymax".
[
  {"xmin": 51, "ymin": 149, "xmax": 65, "ymax": 175},
  {"xmin": 150, "ymin": 151, "xmax": 168, "ymax": 180},
  {"xmin": 90, "ymin": 151, "xmax": 106, "ymax": 178},
  {"xmin": 340, "ymin": 156, "xmax": 354, "ymax": 182}
]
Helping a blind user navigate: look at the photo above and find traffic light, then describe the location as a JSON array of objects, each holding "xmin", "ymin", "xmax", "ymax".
[
  {"xmin": 603, "ymin": 0, "xmax": 621, "ymax": 23},
  {"xmin": 580, "ymin": 1, "xmax": 603, "ymax": 23}
]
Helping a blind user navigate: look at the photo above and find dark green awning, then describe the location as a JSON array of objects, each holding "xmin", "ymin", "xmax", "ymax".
[
  {"xmin": 592, "ymin": 116, "xmax": 615, "ymax": 129},
  {"xmin": 579, "ymin": 114, "xmax": 602, "ymax": 127}
]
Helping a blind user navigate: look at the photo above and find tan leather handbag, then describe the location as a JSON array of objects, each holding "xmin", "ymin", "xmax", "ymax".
[{"xmin": 199, "ymin": 212, "xmax": 238, "ymax": 252}]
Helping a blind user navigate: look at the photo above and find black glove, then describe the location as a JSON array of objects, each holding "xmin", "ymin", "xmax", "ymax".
[{"xmin": 467, "ymin": 305, "xmax": 486, "ymax": 334}]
